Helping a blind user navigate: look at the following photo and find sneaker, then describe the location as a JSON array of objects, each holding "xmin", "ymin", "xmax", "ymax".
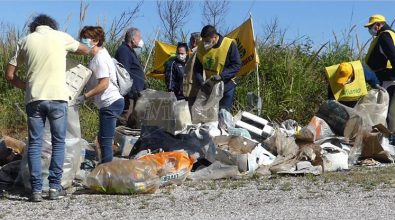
[
  {"xmin": 29, "ymin": 192, "xmax": 43, "ymax": 202},
  {"xmin": 49, "ymin": 188, "xmax": 66, "ymax": 200}
]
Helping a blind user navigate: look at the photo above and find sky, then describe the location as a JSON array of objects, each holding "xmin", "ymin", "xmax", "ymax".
[{"xmin": 1, "ymin": 0, "xmax": 395, "ymax": 47}]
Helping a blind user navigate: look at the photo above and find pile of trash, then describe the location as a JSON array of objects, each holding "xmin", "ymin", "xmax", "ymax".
[{"xmin": 1, "ymin": 72, "xmax": 395, "ymax": 195}]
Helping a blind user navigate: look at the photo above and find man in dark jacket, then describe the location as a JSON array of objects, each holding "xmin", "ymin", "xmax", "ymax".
[
  {"xmin": 364, "ymin": 14, "xmax": 395, "ymax": 136},
  {"xmin": 194, "ymin": 25, "xmax": 241, "ymax": 111},
  {"xmin": 165, "ymin": 42, "xmax": 188, "ymax": 100},
  {"xmin": 365, "ymin": 14, "xmax": 395, "ymax": 82},
  {"xmin": 115, "ymin": 27, "xmax": 145, "ymax": 125}
]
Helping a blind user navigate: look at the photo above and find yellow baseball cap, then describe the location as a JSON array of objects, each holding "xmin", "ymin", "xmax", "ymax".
[
  {"xmin": 336, "ymin": 62, "xmax": 353, "ymax": 85},
  {"xmin": 364, "ymin": 14, "xmax": 386, "ymax": 27}
]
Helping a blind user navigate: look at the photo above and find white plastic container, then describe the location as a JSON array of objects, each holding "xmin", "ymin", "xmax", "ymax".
[
  {"xmin": 235, "ymin": 111, "xmax": 274, "ymax": 138},
  {"xmin": 113, "ymin": 126, "xmax": 140, "ymax": 157},
  {"xmin": 65, "ymin": 60, "xmax": 92, "ymax": 106}
]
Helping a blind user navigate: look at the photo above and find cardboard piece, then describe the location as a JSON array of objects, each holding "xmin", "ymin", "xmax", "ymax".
[
  {"xmin": 360, "ymin": 125, "xmax": 395, "ymax": 163},
  {"xmin": 214, "ymin": 135, "xmax": 276, "ymax": 174},
  {"xmin": 277, "ymin": 161, "xmax": 322, "ymax": 176}
]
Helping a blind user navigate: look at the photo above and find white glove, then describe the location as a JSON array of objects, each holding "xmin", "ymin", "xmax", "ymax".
[{"xmin": 75, "ymin": 95, "xmax": 86, "ymax": 105}]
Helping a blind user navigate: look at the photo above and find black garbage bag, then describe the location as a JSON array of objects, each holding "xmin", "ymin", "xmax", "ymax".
[
  {"xmin": 130, "ymin": 126, "xmax": 206, "ymax": 159},
  {"xmin": 0, "ymin": 160, "xmax": 21, "ymax": 188},
  {"xmin": 316, "ymin": 100, "xmax": 362, "ymax": 139}
]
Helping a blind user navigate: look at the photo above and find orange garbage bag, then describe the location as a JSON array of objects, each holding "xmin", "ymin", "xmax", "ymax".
[{"xmin": 138, "ymin": 151, "xmax": 197, "ymax": 186}]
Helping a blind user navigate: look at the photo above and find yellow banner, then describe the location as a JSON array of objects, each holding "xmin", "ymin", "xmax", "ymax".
[
  {"xmin": 227, "ymin": 17, "xmax": 260, "ymax": 77},
  {"xmin": 146, "ymin": 41, "xmax": 177, "ymax": 80},
  {"xmin": 147, "ymin": 17, "xmax": 259, "ymax": 79}
]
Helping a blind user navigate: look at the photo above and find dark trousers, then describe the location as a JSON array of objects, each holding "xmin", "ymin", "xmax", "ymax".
[
  {"xmin": 220, "ymin": 83, "xmax": 236, "ymax": 112},
  {"xmin": 99, "ymin": 98, "xmax": 124, "ymax": 163}
]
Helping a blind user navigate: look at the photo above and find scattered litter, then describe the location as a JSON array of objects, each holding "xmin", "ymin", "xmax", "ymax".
[
  {"xmin": 219, "ymin": 109, "xmax": 251, "ymax": 138},
  {"xmin": 357, "ymin": 158, "xmax": 381, "ymax": 167},
  {"xmin": 113, "ymin": 126, "xmax": 140, "ymax": 157},
  {"xmin": 214, "ymin": 135, "xmax": 276, "ymax": 174},
  {"xmin": 0, "ymin": 135, "xmax": 25, "ymax": 166},
  {"xmin": 234, "ymin": 111, "xmax": 274, "ymax": 140},
  {"xmin": 296, "ymin": 116, "xmax": 335, "ymax": 142},
  {"xmin": 320, "ymin": 143, "xmax": 349, "ymax": 172},
  {"xmin": 188, "ymin": 161, "xmax": 240, "ymax": 181},
  {"xmin": 277, "ymin": 161, "xmax": 322, "ymax": 176},
  {"xmin": 279, "ymin": 119, "xmax": 300, "ymax": 137}
]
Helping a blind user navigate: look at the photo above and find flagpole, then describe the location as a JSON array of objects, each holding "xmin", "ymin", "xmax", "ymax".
[
  {"xmin": 144, "ymin": 28, "xmax": 160, "ymax": 73},
  {"xmin": 249, "ymin": 13, "xmax": 261, "ymax": 115}
]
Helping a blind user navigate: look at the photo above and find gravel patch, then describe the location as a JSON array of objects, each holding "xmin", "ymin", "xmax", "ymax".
[{"xmin": 1, "ymin": 172, "xmax": 395, "ymax": 220}]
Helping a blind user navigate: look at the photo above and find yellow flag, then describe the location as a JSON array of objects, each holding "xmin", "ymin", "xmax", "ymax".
[
  {"xmin": 146, "ymin": 41, "xmax": 177, "ymax": 80},
  {"xmin": 147, "ymin": 17, "xmax": 259, "ymax": 80},
  {"xmin": 226, "ymin": 17, "xmax": 260, "ymax": 77}
]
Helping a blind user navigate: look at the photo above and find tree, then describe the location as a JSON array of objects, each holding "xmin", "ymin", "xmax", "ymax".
[
  {"xmin": 107, "ymin": 1, "xmax": 143, "ymax": 43},
  {"xmin": 201, "ymin": 0, "xmax": 229, "ymax": 30},
  {"xmin": 157, "ymin": 0, "xmax": 192, "ymax": 44}
]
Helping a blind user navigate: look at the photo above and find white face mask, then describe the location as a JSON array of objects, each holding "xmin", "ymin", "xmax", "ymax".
[
  {"xmin": 369, "ymin": 27, "xmax": 378, "ymax": 36},
  {"xmin": 177, "ymin": 54, "xmax": 187, "ymax": 62},
  {"xmin": 81, "ymin": 38, "xmax": 94, "ymax": 49},
  {"xmin": 137, "ymin": 39, "xmax": 144, "ymax": 48},
  {"xmin": 204, "ymin": 42, "xmax": 214, "ymax": 50}
]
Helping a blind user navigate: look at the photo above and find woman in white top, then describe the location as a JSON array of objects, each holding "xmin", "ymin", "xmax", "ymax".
[{"xmin": 78, "ymin": 26, "xmax": 124, "ymax": 163}]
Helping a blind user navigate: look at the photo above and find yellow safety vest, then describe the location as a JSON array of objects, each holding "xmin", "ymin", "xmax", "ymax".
[
  {"xmin": 325, "ymin": 61, "xmax": 368, "ymax": 101},
  {"xmin": 197, "ymin": 37, "xmax": 234, "ymax": 78},
  {"xmin": 365, "ymin": 30, "xmax": 395, "ymax": 71}
]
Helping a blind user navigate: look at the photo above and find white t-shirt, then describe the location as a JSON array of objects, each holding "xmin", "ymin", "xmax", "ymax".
[{"xmin": 87, "ymin": 48, "xmax": 122, "ymax": 109}]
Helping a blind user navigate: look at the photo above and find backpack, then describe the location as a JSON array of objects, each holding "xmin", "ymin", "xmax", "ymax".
[{"xmin": 111, "ymin": 58, "xmax": 133, "ymax": 96}]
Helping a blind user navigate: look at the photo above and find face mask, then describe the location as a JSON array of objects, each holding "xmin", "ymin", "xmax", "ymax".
[
  {"xmin": 137, "ymin": 39, "xmax": 144, "ymax": 48},
  {"xmin": 81, "ymin": 38, "xmax": 94, "ymax": 49},
  {"xmin": 177, "ymin": 54, "xmax": 187, "ymax": 62},
  {"xmin": 369, "ymin": 27, "xmax": 377, "ymax": 36},
  {"xmin": 204, "ymin": 42, "xmax": 214, "ymax": 50}
]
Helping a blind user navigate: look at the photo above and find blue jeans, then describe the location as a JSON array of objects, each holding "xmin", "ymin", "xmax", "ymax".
[
  {"xmin": 220, "ymin": 82, "xmax": 236, "ymax": 112},
  {"xmin": 26, "ymin": 100, "xmax": 68, "ymax": 192},
  {"xmin": 99, "ymin": 98, "xmax": 124, "ymax": 163}
]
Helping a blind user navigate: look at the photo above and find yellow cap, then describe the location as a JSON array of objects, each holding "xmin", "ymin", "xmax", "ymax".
[
  {"xmin": 364, "ymin": 14, "xmax": 386, "ymax": 27},
  {"xmin": 335, "ymin": 62, "xmax": 353, "ymax": 85}
]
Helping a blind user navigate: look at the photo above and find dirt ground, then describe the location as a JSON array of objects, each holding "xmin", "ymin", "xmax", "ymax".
[{"xmin": 1, "ymin": 165, "xmax": 395, "ymax": 220}]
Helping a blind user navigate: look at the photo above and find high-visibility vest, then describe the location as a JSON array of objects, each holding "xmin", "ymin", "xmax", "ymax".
[
  {"xmin": 365, "ymin": 29, "xmax": 395, "ymax": 71},
  {"xmin": 197, "ymin": 37, "xmax": 234, "ymax": 78},
  {"xmin": 325, "ymin": 61, "xmax": 368, "ymax": 101}
]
